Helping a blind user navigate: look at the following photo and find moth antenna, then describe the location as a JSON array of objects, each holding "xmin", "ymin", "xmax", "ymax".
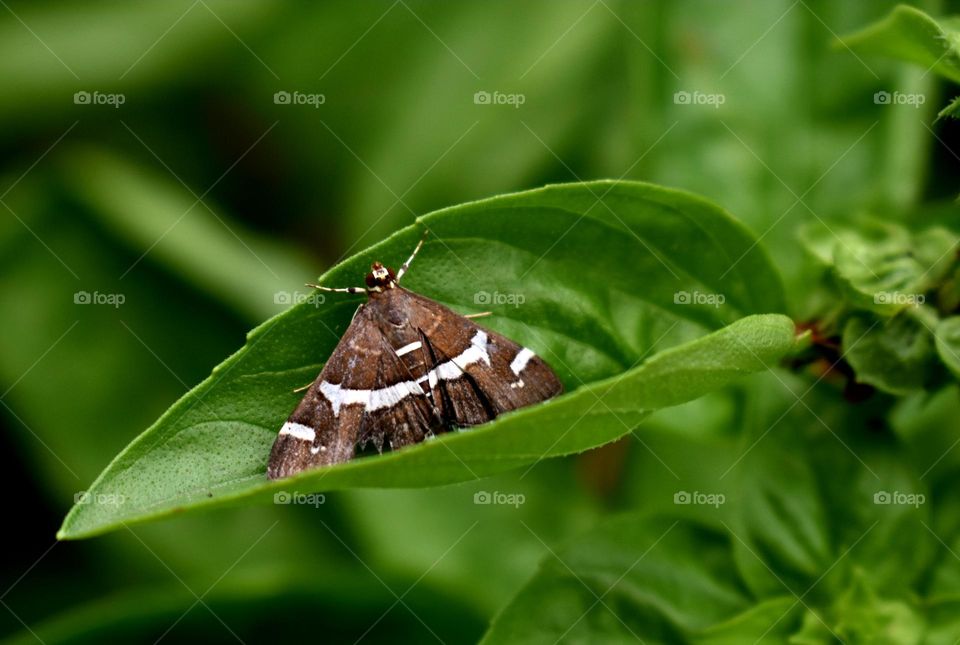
[
  {"xmin": 292, "ymin": 382, "xmax": 312, "ymax": 393},
  {"xmin": 465, "ymin": 311, "xmax": 492, "ymax": 319},
  {"xmin": 396, "ymin": 230, "xmax": 429, "ymax": 283},
  {"xmin": 305, "ymin": 283, "xmax": 368, "ymax": 294}
]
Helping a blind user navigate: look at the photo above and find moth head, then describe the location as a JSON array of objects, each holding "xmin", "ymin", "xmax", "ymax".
[{"xmin": 365, "ymin": 262, "xmax": 396, "ymax": 290}]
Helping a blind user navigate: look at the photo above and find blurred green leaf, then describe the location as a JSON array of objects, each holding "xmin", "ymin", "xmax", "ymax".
[
  {"xmin": 831, "ymin": 223, "xmax": 956, "ymax": 315},
  {"xmin": 828, "ymin": 571, "xmax": 923, "ymax": 644},
  {"xmin": 839, "ymin": 4, "xmax": 960, "ymax": 84},
  {"xmin": 925, "ymin": 599, "xmax": 960, "ymax": 645},
  {"xmin": 690, "ymin": 597, "xmax": 800, "ymax": 644},
  {"xmin": 59, "ymin": 148, "xmax": 314, "ymax": 322},
  {"xmin": 813, "ymin": 430, "xmax": 935, "ymax": 597},
  {"xmin": 843, "ymin": 312, "xmax": 938, "ymax": 394},
  {"xmin": 937, "ymin": 94, "xmax": 960, "ymax": 120},
  {"xmin": 483, "ymin": 400, "xmax": 938, "ymax": 643},
  {"xmin": 890, "ymin": 384, "xmax": 960, "ymax": 488},
  {"xmin": 338, "ymin": 462, "xmax": 603, "ymax": 617},
  {"xmin": 58, "ymin": 181, "xmax": 793, "ymax": 539},
  {"xmin": 3, "ymin": 567, "xmax": 485, "ymax": 645},
  {"xmin": 934, "ymin": 316, "xmax": 960, "ymax": 379},
  {"xmin": 482, "ymin": 516, "xmax": 752, "ymax": 644},
  {"xmin": 0, "ymin": 0, "xmax": 278, "ymax": 125},
  {"xmin": 730, "ymin": 430, "xmax": 831, "ymax": 598}
]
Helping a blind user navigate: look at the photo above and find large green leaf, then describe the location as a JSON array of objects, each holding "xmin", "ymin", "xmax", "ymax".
[{"xmin": 58, "ymin": 181, "xmax": 792, "ymax": 539}]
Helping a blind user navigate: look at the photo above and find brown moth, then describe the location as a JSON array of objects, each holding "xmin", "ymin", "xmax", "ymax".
[{"xmin": 267, "ymin": 234, "xmax": 563, "ymax": 479}]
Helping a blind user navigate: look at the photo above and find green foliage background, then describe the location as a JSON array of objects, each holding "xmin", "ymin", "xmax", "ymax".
[{"xmin": 2, "ymin": 0, "xmax": 960, "ymax": 643}]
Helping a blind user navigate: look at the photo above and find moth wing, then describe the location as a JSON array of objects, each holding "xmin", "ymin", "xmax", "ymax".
[
  {"xmin": 267, "ymin": 305, "xmax": 379, "ymax": 478},
  {"xmin": 356, "ymin": 333, "xmax": 442, "ymax": 453},
  {"xmin": 403, "ymin": 290, "xmax": 563, "ymax": 427}
]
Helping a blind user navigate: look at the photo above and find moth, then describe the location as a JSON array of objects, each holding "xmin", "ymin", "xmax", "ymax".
[{"xmin": 267, "ymin": 234, "xmax": 563, "ymax": 479}]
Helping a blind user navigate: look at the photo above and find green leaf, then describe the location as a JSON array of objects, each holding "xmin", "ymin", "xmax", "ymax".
[
  {"xmin": 891, "ymin": 384, "xmax": 960, "ymax": 484},
  {"xmin": 58, "ymin": 181, "xmax": 793, "ymax": 539},
  {"xmin": 839, "ymin": 4, "xmax": 960, "ymax": 84},
  {"xmin": 3, "ymin": 569, "xmax": 485, "ymax": 645},
  {"xmin": 937, "ymin": 94, "xmax": 960, "ymax": 121},
  {"xmin": 690, "ymin": 597, "xmax": 800, "ymax": 644},
  {"xmin": 927, "ymin": 600, "xmax": 960, "ymax": 645},
  {"xmin": 730, "ymin": 428, "xmax": 831, "ymax": 598},
  {"xmin": 0, "ymin": 0, "xmax": 278, "ymax": 122},
  {"xmin": 482, "ymin": 516, "xmax": 752, "ymax": 644},
  {"xmin": 812, "ymin": 430, "xmax": 935, "ymax": 597},
  {"xmin": 830, "ymin": 222, "xmax": 956, "ymax": 315},
  {"xmin": 830, "ymin": 571, "xmax": 924, "ymax": 644},
  {"xmin": 59, "ymin": 148, "xmax": 315, "ymax": 322},
  {"xmin": 934, "ymin": 316, "xmax": 960, "ymax": 379},
  {"xmin": 843, "ymin": 311, "xmax": 938, "ymax": 394},
  {"xmin": 481, "ymin": 411, "xmax": 936, "ymax": 644},
  {"xmin": 60, "ymin": 311, "xmax": 795, "ymax": 540}
]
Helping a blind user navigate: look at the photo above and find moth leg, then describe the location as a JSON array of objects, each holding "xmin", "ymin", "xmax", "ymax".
[
  {"xmin": 396, "ymin": 230, "xmax": 429, "ymax": 282},
  {"xmin": 292, "ymin": 382, "xmax": 312, "ymax": 393},
  {"xmin": 464, "ymin": 311, "xmax": 492, "ymax": 319},
  {"xmin": 305, "ymin": 283, "xmax": 368, "ymax": 294}
]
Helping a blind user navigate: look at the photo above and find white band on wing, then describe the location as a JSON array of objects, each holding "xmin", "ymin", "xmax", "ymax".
[
  {"xmin": 279, "ymin": 422, "xmax": 316, "ymax": 442},
  {"xmin": 319, "ymin": 331, "xmax": 492, "ymax": 416}
]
